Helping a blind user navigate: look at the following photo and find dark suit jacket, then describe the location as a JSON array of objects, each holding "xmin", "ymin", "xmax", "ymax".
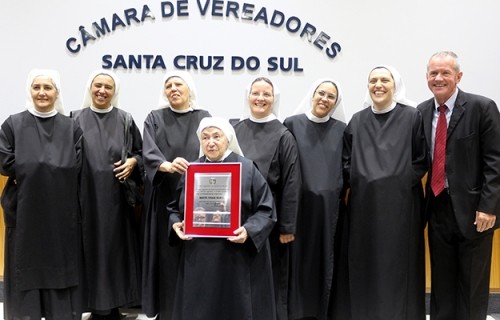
[{"xmin": 418, "ymin": 89, "xmax": 500, "ymax": 239}]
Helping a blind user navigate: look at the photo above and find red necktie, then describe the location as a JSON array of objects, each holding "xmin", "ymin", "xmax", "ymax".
[{"xmin": 431, "ymin": 105, "xmax": 448, "ymax": 196}]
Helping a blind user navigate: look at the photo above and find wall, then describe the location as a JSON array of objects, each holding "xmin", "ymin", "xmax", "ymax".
[{"xmin": 0, "ymin": 0, "xmax": 499, "ymax": 130}]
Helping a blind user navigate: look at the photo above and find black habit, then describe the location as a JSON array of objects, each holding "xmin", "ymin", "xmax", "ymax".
[
  {"xmin": 342, "ymin": 104, "xmax": 428, "ymax": 320},
  {"xmin": 72, "ymin": 107, "xmax": 142, "ymax": 312},
  {"xmin": 233, "ymin": 118, "xmax": 301, "ymax": 320},
  {"xmin": 0, "ymin": 111, "xmax": 84, "ymax": 319},
  {"xmin": 167, "ymin": 152, "xmax": 277, "ymax": 320},
  {"xmin": 141, "ymin": 108, "xmax": 210, "ymax": 318},
  {"xmin": 284, "ymin": 114, "xmax": 346, "ymax": 320}
]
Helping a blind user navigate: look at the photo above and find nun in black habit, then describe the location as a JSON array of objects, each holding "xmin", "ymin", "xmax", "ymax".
[
  {"xmin": 232, "ymin": 77, "xmax": 301, "ymax": 320},
  {"xmin": 0, "ymin": 69, "xmax": 84, "ymax": 319},
  {"xmin": 283, "ymin": 78, "xmax": 347, "ymax": 320},
  {"xmin": 168, "ymin": 116, "xmax": 277, "ymax": 320},
  {"xmin": 141, "ymin": 71, "xmax": 211, "ymax": 318},
  {"xmin": 341, "ymin": 66, "xmax": 428, "ymax": 320},
  {"xmin": 71, "ymin": 70, "xmax": 142, "ymax": 319}
]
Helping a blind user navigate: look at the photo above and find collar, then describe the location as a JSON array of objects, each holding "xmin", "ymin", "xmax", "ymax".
[
  {"xmin": 170, "ymin": 105, "xmax": 193, "ymax": 114},
  {"xmin": 90, "ymin": 105, "xmax": 113, "ymax": 113},
  {"xmin": 434, "ymin": 88, "xmax": 459, "ymax": 112},
  {"xmin": 249, "ymin": 113, "xmax": 277, "ymax": 123},
  {"xmin": 28, "ymin": 107, "xmax": 58, "ymax": 118},
  {"xmin": 371, "ymin": 101, "xmax": 397, "ymax": 114},
  {"xmin": 306, "ymin": 110, "xmax": 330, "ymax": 123}
]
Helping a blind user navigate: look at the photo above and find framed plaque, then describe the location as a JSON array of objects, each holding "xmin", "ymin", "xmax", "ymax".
[{"xmin": 184, "ymin": 162, "xmax": 241, "ymax": 237}]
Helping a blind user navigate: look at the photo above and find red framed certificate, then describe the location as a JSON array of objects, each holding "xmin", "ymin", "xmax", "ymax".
[{"xmin": 184, "ymin": 162, "xmax": 241, "ymax": 237}]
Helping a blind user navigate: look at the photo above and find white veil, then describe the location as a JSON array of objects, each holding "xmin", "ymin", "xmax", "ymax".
[
  {"xmin": 293, "ymin": 78, "xmax": 346, "ymax": 123},
  {"xmin": 25, "ymin": 69, "xmax": 65, "ymax": 114}
]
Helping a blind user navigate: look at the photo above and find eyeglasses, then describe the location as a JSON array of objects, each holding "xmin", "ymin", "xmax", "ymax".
[{"xmin": 316, "ymin": 90, "xmax": 337, "ymax": 101}]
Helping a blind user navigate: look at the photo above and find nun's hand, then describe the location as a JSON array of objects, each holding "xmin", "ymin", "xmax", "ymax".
[
  {"xmin": 279, "ymin": 233, "xmax": 295, "ymax": 244},
  {"xmin": 114, "ymin": 157, "xmax": 137, "ymax": 181},
  {"xmin": 228, "ymin": 226, "xmax": 247, "ymax": 244},
  {"xmin": 160, "ymin": 157, "xmax": 189, "ymax": 174},
  {"xmin": 173, "ymin": 221, "xmax": 192, "ymax": 240}
]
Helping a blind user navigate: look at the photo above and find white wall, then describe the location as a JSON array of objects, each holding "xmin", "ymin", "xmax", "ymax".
[{"xmin": 1, "ymin": 0, "xmax": 499, "ymax": 132}]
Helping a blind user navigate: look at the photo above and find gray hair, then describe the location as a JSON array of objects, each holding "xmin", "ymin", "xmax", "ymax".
[{"xmin": 428, "ymin": 51, "xmax": 461, "ymax": 72}]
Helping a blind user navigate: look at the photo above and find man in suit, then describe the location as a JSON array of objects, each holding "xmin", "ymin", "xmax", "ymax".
[{"xmin": 418, "ymin": 51, "xmax": 500, "ymax": 320}]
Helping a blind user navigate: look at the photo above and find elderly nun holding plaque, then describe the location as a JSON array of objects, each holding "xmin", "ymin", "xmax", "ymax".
[{"xmin": 167, "ymin": 116, "xmax": 277, "ymax": 320}]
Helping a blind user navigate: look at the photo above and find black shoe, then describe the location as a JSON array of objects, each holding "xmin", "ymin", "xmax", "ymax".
[
  {"xmin": 89, "ymin": 309, "xmax": 124, "ymax": 320},
  {"xmin": 89, "ymin": 313, "xmax": 109, "ymax": 320},
  {"xmin": 109, "ymin": 308, "xmax": 125, "ymax": 320}
]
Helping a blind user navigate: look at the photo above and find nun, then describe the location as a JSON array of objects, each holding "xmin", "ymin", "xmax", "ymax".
[
  {"xmin": 283, "ymin": 78, "xmax": 346, "ymax": 320},
  {"xmin": 141, "ymin": 71, "xmax": 211, "ymax": 318},
  {"xmin": 71, "ymin": 69, "xmax": 143, "ymax": 319},
  {"xmin": 341, "ymin": 65, "xmax": 428, "ymax": 320},
  {"xmin": 232, "ymin": 77, "xmax": 301, "ymax": 320},
  {"xmin": 0, "ymin": 69, "xmax": 84, "ymax": 319},
  {"xmin": 168, "ymin": 116, "xmax": 277, "ymax": 320}
]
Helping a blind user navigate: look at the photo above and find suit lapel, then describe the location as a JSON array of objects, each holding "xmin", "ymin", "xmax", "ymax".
[
  {"xmin": 448, "ymin": 90, "xmax": 466, "ymax": 140},
  {"xmin": 420, "ymin": 99, "xmax": 435, "ymax": 148}
]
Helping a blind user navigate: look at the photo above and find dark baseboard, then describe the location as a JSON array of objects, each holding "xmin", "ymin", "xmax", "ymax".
[
  {"xmin": 489, "ymin": 293, "xmax": 500, "ymax": 314},
  {"xmin": 424, "ymin": 292, "xmax": 500, "ymax": 314}
]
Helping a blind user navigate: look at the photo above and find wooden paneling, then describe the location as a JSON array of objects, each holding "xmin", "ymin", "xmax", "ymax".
[
  {"xmin": 425, "ymin": 226, "xmax": 431, "ymax": 290},
  {"xmin": 490, "ymin": 230, "xmax": 500, "ymax": 291}
]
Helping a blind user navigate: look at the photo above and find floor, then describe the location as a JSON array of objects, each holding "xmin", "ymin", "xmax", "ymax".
[
  {"xmin": 0, "ymin": 304, "xmax": 155, "ymax": 320},
  {"xmin": 0, "ymin": 304, "xmax": 499, "ymax": 319},
  {"xmin": 81, "ymin": 309, "xmax": 155, "ymax": 320}
]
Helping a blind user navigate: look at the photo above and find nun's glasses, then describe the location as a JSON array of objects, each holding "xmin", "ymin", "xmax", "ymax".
[{"xmin": 317, "ymin": 90, "xmax": 337, "ymax": 101}]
